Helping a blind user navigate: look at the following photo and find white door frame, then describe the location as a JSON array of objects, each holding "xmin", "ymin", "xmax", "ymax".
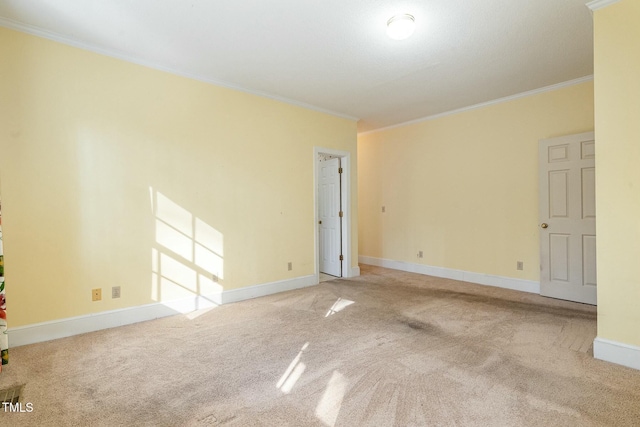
[{"xmin": 313, "ymin": 147, "xmax": 355, "ymax": 281}]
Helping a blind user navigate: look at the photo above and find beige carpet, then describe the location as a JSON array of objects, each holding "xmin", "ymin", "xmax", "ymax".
[{"xmin": 1, "ymin": 265, "xmax": 639, "ymax": 426}]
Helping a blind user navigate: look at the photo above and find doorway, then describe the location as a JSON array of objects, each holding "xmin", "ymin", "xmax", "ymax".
[
  {"xmin": 538, "ymin": 131, "xmax": 596, "ymax": 305},
  {"xmin": 314, "ymin": 148, "xmax": 354, "ymax": 281},
  {"xmin": 318, "ymin": 155, "xmax": 341, "ymax": 277}
]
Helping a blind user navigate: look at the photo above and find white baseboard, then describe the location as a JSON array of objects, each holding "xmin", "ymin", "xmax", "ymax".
[
  {"xmin": 359, "ymin": 256, "xmax": 540, "ymax": 294},
  {"xmin": 8, "ymin": 294, "xmax": 219, "ymax": 348},
  {"xmin": 593, "ymin": 337, "xmax": 640, "ymax": 370},
  {"xmin": 221, "ymin": 274, "xmax": 316, "ymax": 304},
  {"xmin": 9, "ymin": 274, "xmax": 317, "ymax": 347}
]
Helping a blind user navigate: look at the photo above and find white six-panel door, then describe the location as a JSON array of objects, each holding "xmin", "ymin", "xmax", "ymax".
[
  {"xmin": 539, "ymin": 132, "xmax": 596, "ymax": 305},
  {"xmin": 319, "ymin": 157, "xmax": 342, "ymax": 277}
]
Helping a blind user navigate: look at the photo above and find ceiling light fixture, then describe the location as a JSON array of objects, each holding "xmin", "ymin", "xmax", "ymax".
[{"xmin": 386, "ymin": 14, "xmax": 416, "ymax": 40}]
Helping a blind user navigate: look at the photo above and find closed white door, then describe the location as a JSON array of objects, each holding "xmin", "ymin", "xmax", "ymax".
[
  {"xmin": 539, "ymin": 132, "xmax": 596, "ymax": 305},
  {"xmin": 319, "ymin": 157, "xmax": 342, "ymax": 277}
]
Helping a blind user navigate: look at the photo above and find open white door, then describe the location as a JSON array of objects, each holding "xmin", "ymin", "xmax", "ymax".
[
  {"xmin": 318, "ymin": 157, "xmax": 342, "ymax": 277},
  {"xmin": 539, "ymin": 132, "xmax": 596, "ymax": 305}
]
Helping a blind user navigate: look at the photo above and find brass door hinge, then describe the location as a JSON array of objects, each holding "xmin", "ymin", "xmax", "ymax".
[
  {"xmin": 339, "ymin": 255, "xmax": 344, "ymax": 261},
  {"xmin": 339, "ymin": 211, "xmax": 343, "ymax": 217},
  {"xmin": 338, "ymin": 167, "xmax": 343, "ymax": 174}
]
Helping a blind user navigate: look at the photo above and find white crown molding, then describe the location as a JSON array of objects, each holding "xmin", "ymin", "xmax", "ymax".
[
  {"xmin": 9, "ymin": 274, "xmax": 317, "ymax": 347},
  {"xmin": 359, "ymin": 256, "xmax": 540, "ymax": 294},
  {"xmin": 358, "ymin": 75, "xmax": 595, "ymax": 137},
  {"xmin": 594, "ymin": 337, "xmax": 640, "ymax": 370},
  {"xmin": 587, "ymin": 0, "xmax": 622, "ymax": 11},
  {"xmin": 0, "ymin": 17, "xmax": 358, "ymax": 123}
]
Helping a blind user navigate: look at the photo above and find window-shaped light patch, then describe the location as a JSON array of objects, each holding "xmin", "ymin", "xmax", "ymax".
[
  {"xmin": 315, "ymin": 371, "xmax": 348, "ymax": 426},
  {"xmin": 155, "ymin": 219, "xmax": 193, "ymax": 261},
  {"xmin": 277, "ymin": 342, "xmax": 309, "ymax": 394},
  {"xmin": 325, "ymin": 298, "xmax": 355, "ymax": 317},
  {"xmin": 198, "ymin": 273, "xmax": 223, "ymax": 296},
  {"xmin": 159, "ymin": 252, "xmax": 198, "ymax": 294},
  {"xmin": 149, "ymin": 187, "xmax": 225, "ymax": 314},
  {"xmin": 195, "ymin": 218, "xmax": 223, "ymax": 256},
  {"xmin": 156, "ymin": 192, "xmax": 193, "ymax": 238},
  {"xmin": 195, "ymin": 243, "xmax": 224, "ymax": 279},
  {"xmin": 194, "ymin": 217, "xmax": 224, "ymax": 280}
]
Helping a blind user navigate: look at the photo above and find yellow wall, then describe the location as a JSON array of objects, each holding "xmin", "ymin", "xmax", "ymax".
[
  {"xmin": 0, "ymin": 28, "xmax": 357, "ymax": 327},
  {"xmin": 358, "ymin": 82, "xmax": 594, "ymax": 281},
  {"xmin": 593, "ymin": 0, "xmax": 640, "ymax": 347}
]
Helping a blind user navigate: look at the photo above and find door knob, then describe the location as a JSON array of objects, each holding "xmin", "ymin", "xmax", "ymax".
[{"xmin": 541, "ymin": 223, "xmax": 549, "ymax": 229}]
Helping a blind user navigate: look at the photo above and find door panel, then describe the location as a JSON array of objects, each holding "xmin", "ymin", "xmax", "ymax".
[
  {"xmin": 549, "ymin": 234, "xmax": 570, "ymax": 282},
  {"xmin": 549, "ymin": 170, "xmax": 569, "ymax": 218},
  {"xmin": 581, "ymin": 140, "xmax": 595, "ymax": 159},
  {"xmin": 319, "ymin": 157, "xmax": 341, "ymax": 277},
  {"xmin": 539, "ymin": 132, "xmax": 596, "ymax": 305}
]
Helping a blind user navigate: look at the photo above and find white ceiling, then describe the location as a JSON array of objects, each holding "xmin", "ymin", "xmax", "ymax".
[{"xmin": 0, "ymin": 0, "xmax": 595, "ymax": 133}]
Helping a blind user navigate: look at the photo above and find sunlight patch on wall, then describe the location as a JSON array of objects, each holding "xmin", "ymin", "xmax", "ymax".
[
  {"xmin": 149, "ymin": 187, "xmax": 224, "ymax": 314},
  {"xmin": 159, "ymin": 252, "xmax": 198, "ymax": 293},
  {"xmin": 159, "ymin": 275, "xmax": 195, "ymax": 302},
  {"xmin": 315, "ymin": 370, "xmax": 348, "ymax": 427},
  {"xmin": 325, "ymin": 298, "xmax": 355, "ymax": 317},
  {"xmin": 198, "ymin": 274, "xmax": 222, "ymax": 296},
  {"xmin": 156, "ymin": 192, "xmax": 193, "ymax": 238},
  {"xmin": 156, "ymin": 219, "xmax": 193, "ymax": 261},
  {"xmin": 196, "ymin": 218, "xmax": 224, "ymax": 257},
  {"xmin": 195, "ymin": 218, "xmax": 224, "ymax": 280},
  {"xmin": 277, "ymin": 342, "xmax": 309, "ymax": 394},
  {"xmin": 194, "ymin": 243, "xmax": 223, "ymax": 279}
]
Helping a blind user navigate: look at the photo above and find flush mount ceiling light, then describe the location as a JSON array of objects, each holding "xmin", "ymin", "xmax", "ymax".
[{"xmin": 386, "ymin": 14, "xmax": 416, "ymax": 40}]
